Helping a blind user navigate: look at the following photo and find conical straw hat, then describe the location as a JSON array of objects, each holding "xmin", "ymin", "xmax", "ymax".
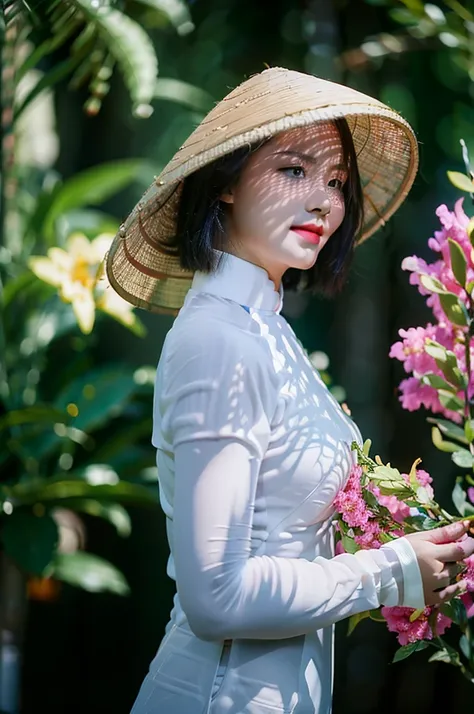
[{"xmin": 106, "ymin": 66, "xmax": 418, "ymax": 313}]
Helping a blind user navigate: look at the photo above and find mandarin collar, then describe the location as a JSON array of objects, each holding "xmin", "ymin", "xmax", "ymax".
[{"xmin": 191, "ymin": 251, "xmax": 283, "ymax": 313}]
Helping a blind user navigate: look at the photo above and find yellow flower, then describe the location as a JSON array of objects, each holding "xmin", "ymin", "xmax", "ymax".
[
  {"xmin": 29, "ymin": 233, "xmax": 114, "ymax": 334},
  {"xmin": 29, "ymin": 232, "xmax": 145, "ymax": 336}
]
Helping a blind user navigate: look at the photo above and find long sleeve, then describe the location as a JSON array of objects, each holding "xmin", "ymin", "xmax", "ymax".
[{"xmin": 157, "ymin": 315, "xmax": 425, "ymax": 642}]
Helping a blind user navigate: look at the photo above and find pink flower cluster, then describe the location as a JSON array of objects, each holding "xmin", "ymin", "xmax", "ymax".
[
  {"xmin": 334, "ymin": 465, "xmax": 433, "ymax": 550},
  {"xmin": 381, "ymin": 606, "xmax": 452, "ymax": 645},
  {"xmin": 461, "ymin": 556, "xmax": 474, "ymax": 618},
  {"xmin": 464, "ymin": 555, "xmax": 474, "ymax": 591},
  {"xmin": 390, "ymin": 198, "xmax": 474, "ymax": 422},
  {"xmin": 334, "ymin": 465, "xmax": 384, "ymax": 549},
  {"xmin": 335, "ymin": 464, "xmax": 434, "ymax": 551}
]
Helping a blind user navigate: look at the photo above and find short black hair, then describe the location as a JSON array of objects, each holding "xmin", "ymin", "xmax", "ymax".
[{"xmin": 165, "ymin": 118, "xmax": 364, "ymax": 297}]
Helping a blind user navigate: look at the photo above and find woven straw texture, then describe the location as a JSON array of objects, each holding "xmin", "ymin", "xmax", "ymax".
[{"xmin": 106, "ymin": 67, "xmax": 419, "ymax": 313}]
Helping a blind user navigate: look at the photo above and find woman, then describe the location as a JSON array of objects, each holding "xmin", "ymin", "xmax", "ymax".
[{"xmin": 107, "ymin": 68, "xmax": 474, "ymax": 714}]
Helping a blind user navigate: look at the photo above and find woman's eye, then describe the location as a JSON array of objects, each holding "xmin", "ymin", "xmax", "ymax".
[
  {"xmin": 280, "ymin": 166, "xmax": 306, "ymax": 178},
  {"xmin": 329, "ymin": 178, "xmax": 344, "ymax": 190}
]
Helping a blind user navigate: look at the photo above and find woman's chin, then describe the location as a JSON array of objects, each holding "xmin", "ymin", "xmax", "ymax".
[{"xmin": 290, "ymin": 247, "xmax": 320, "ymax": 271}]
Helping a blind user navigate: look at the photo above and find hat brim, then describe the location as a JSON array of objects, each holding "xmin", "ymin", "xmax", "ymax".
[{"xmin": 107, "ymin": 69, "xmax": 418, "ymax": 313}]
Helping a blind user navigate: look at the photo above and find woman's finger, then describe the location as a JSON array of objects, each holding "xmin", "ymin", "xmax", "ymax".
[
  {"xmin": 428, "ymin": 520, "xmax": 471, "ymax": 545},
  {"xmin": 434, "ymin": 579, "xmax": 468, "ymax": 602},
  {"xmin": 432, "ymin": 562, "xmax": 467, "ymax": 591},
  {"xmin": 436, "ymin": 537, "xmax": 474, "ymax": 562}
]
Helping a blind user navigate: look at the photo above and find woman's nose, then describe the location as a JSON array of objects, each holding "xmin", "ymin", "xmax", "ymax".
[{"xmin": 307, "ymin": 194, "xmax": 331, "ymax": 217}]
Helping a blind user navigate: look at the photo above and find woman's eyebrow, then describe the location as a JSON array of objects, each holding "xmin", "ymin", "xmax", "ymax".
[{"xmin": 271, "ymin": 150, "xmax": 346, "ymax": 171}]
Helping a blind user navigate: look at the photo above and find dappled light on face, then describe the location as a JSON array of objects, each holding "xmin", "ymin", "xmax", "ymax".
[{"xmin": 225, "ymin": 122, "xmax": 348, "ymax": 286}]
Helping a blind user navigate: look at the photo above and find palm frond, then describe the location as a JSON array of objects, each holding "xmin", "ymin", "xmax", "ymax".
[
  {"xmin": 12, "ymin": 0, "xmax": 163, "ymax": 119},
  {"xmin": 132, "ymin": 0, "xmax": 194, "ymax": 35},
  {"xmin": 76, "ymin": 0, "xmax": 159, "ymax": 117}
]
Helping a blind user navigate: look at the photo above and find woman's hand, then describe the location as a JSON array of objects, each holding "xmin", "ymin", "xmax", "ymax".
[{"xmin": 405, "ymin": 520, "xmax": 474, "ymax": 606}]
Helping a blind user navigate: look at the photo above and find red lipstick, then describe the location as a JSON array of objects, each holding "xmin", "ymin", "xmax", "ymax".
[{"xmin": 291, "ymin": 223, "xmax": 323, "ymax": 245}]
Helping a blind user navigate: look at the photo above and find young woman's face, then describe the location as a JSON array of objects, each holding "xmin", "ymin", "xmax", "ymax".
[{"xmin": 221, "ymin": 122, "xmax": 347, "ymax": 289}]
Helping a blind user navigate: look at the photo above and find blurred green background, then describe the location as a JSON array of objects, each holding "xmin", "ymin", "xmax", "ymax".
[{"xmin": 3, "ymin": 0, "xmax": 474, "ymax": 712}]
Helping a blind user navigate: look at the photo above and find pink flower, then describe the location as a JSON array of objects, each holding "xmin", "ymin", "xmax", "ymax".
[
  {"xmin": 354, "ymin": 521, "xmax": 383, "ymax": 549},
  {"xmin": 389, "ymin": 326, "xmax": 439, "ymax": 375},
  {"xmin": 413, "ymin": 469, "xmax": 432, "ymax": 488},
  {"xmin": 464, "ymin": 555, "xmax": 474, "ymax": 592},
  {"xmin": 334, "ymin": 466, "xmax": 370, "ymax": 529},
  {"xmin": 401, "ymin": 200, "xmax": 474, "ymax": 326},
  {"xmin": 461, "ymin": 593, "xmax": 474, "ymax": 618},
  {"xmin": 381, "ymin": 606, "xmax": 452, "ymax": 646},
  {"xmin": 468, "ymin": 488, "xmax": 474, "ymax": 504},
  {"xmin": 376, "ymin": 493, "xmax": 411, "ymax": 524},
  {"xmin": 398, "ymin": 377, "xmax": 463, "ymax": 423},
  {"xmin": 335, "ymin": 490, "xmax": 370, "ymax": 528},
  {"xmin": 459, "ymin": 556, "xmax": 474, "ymax": 617}
]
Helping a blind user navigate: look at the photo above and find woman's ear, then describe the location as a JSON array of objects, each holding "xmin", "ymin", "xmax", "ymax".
[{"xmin": 219, "ymin": 187, "xmax": 234, "ymax": 204}]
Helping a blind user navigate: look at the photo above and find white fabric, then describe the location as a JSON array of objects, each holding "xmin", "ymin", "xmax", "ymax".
[{"xmin": 131, "ymin": 251, "xmax": 425, "ymax": 714}]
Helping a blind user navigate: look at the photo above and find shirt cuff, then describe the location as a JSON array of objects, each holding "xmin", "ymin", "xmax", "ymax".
[{"xmin": 382, "ymin": 537, "xmax": 425, "ymax": 609}]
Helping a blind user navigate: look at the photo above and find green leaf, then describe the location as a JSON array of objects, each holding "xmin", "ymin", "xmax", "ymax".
[
  {"xmin": 393, "ymin": 641, "xmax": 428, "ymax": 663},
  {"xmin": 424, "ymin": 341, "xmax": 462, "ymax": 387},
  {"xmin": 448, "ymin": 238, "xmax": 467, "ymax": 288},
  {"xmin": 460, "ymin": 634, "xmax": 470, "ymax": 660},
  {"xmin": 438, "ymin": 292, "xmax": 469, "ymax": 327},
  {"xmin": 362, "ymin": 489, "xmax": 379, "ymax": 509},
  {"xmin": 369, "ymin": 608, "xmax": 387, "ymax": 623},
  {"xmin": 50, "ymin": 552, "xmax": 129, "ymax": 595},
  {"xmin": 437, "ymin": 389, "xmax": 464, "ymax": 413},
  {"xmin": 451, "ymin": 449, "xmax": 474, "ymax": 469},
  {"xmin": 431, "ymin": 426, "xmax": 462, "ymax": 453},
  {"xmin": 42, "ymin": 160, "xmax": 143, "ymax": 241},
  {"xmin": 441, "ymin": 599, "xmax": 468, "ymax": 627},
  {"xmin": 55, "ymin": 209, "xmax": 119, "ymax": 242},
  {"xmin": 376, "ymin": 483, "xmax": 413, "ymax": 498},
  {"xmin": 62, "ymin": 499, "xmax": 131, "ymax": 537},
  {"xmin": 389, "ymin": 8, "xmax": 418, "ymax": 25},
  {"xmin": 468, "ymin": 219, "xmax": 474, "ymax": 249},
  {"xmin": 465, "ymin": 419, "xmax": 474, "ymax": 443},
  {"xmin": 422, "ymin": 374, "xmax": 456, "ymax": 392},
  {"xmin": 372, "ymin": 465, "xmax": 404, "ymax": 482},
  {"xmin": 428, "ymin": 646, "xmax": 460, "ymax": 665},
  {"xmin": 347, "ymin": 610, "xmax": 370, "ymax": 635},
  {"xmin": 424, "ymin": 341, "xmax": 448, "ymax": 362},
  {"xmin": 2, "ymin": 511, "xmax": 58, "ymax": 575},
  {"xmin": 7, "ymin": 479, "xmax": 157, "ymax": 509},
  {"xmin": 341, "ymin": 534, "xmax": 359, "ymax": 554},
  {"xmin": 77, "ymin": 1, "xmax": 158, "ymax": 117},
  {"xmin": 3, "ymin": 270, "xmax": 40, "ymax": 309},
  {"xmin": 134, "ymin": 0, "xmax": 194, "ymax": 35},
  {"xmin": 54, "ymin": 366, "xmax": 137, "ymax": 432},
  {"xmin": 419, "ymin": 274, "xmax": 449, "ymax": 294},
  {"xmin": 427, "ymin": 418, "xmax": 468, "ymax": 445},
  {"xmin": 452, "ymin": 481, "xmax": 474, "ymax": 516},
  {"xmin": 21, "ymin": 301, "xmax": 79, "ymax": 352},
  {"xmin": 14, "ymin": 57, "xmax": 80, "ymax": 122},
  {"xmin": 447, "ymin": 171, "xmax": 474, "ymax": 193},
  {"xmin": 154, "ymin": 78, "xmax": 213, "ymax": 112},
  {"xmin": 16, "ymin": 17, "xmax": 84, "ymax": 84},
  {"xmin": 416, "ymin": 486, "xmax": 433, "ymax": 504},
  {"xmin": 0, "ymin": 405, "xmax": 67, "ymax": 432}
]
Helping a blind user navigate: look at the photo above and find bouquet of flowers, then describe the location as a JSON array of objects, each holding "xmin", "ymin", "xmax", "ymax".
[
  {"xmin": 334, "ymin": 147, "xmax": 474, "ymax": 681},
  {"xmin": 335, "ymin": 441, "xmax": 474, "ymax": 677}
]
